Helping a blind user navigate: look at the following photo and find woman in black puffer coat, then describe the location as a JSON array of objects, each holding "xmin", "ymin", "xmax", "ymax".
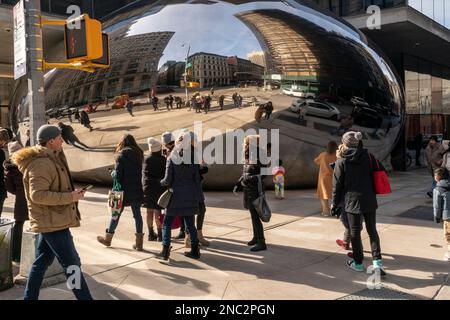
[
  {"xmin": 97, "ymin": 134, "xmax": 145, "ymax": 251},
  {"xmin": 4, "ymin": 142, "xmax": 29, "ymax": 262},
  {"xmin": 142, "ymin": 137, "xmax": 167, "ymax": 242},
  {"xmin": 234, "ymin": 135, "xmax": 267, "ymax": 252}
]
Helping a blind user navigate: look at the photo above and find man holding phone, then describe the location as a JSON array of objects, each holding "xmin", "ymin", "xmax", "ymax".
[{"xmin": 11, "ymin": 125, "xmax": 93, "ymax": 300}]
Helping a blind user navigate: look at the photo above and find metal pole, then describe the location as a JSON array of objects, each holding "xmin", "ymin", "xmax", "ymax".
[{"xmin": 25, "ymin": 0, "xmax": 46, "ymax": 146}]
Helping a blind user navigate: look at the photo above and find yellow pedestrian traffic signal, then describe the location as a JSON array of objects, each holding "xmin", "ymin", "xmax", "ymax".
[
  {"xmin": 64, "ymin": 14, "xmax": 102, "ymax": 62},
  {"xmin": 91, "ymin": 33, "xmax": 110, "ymax": 68}
]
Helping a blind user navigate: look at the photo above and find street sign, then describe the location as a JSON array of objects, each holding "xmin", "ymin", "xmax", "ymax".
[{"xmin": 13, "ymin": 0, "xmax": 27, "ymax": 80}]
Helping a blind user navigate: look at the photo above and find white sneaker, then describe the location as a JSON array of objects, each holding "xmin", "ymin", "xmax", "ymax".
[{"xmin": 443, "ymin": 251, "xmax": 450, "ymax": 262}]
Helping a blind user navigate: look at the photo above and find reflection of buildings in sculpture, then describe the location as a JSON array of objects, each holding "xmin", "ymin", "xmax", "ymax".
[
  {"xmin": 247, "ymin": 50, "xmax": 266, "ymax": 68},
  {"xmin": 45, "ymin": 32, "xmax": 174, "ymax": 108},
  {"xmin": 236, "ymin": 9, "xmax": 394, "ymax": 107},
  {"xmin": 189, "ymin": 52, "xmax": 264, "ymax": 88},
  {"xmin": 158, "ymin": 61, "xmax": 186, "ymax": 87}
]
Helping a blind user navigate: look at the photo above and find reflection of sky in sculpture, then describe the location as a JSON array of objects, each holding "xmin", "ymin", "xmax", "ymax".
[{"xmin": 122, "ymin": 1, "xmax": 364, "ymax": 69}]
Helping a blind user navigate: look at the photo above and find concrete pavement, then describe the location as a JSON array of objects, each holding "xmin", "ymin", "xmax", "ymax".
[{"xmin": 1, "ymin": 168, "xmax": 450, "ymax": 300}]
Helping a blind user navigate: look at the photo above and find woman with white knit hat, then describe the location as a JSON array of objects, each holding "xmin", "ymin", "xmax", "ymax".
[
  {"xmin": 142, "ymin": 137, "xmax": 167, "ymax": 242},
  {"xmin": 331, "ymin": 131, "xmax": 385, "ymax": 275}
]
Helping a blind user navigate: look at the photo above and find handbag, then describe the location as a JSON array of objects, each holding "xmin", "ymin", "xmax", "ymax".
[
  {"xmin": 159, "ymin": 210, "xmax": 182, "ymax": 230},
  {"xmin": 157, "ymin": 188, "xmax": 173, "ymax": 208},
  {"xmin": 252, "ymin": 175, "xmax": 271, "ymax": 222},
  {"xmin": 107, "ymin": 178, "xmax": 124, "ymax": 221},
  {"xmin": 369, "ymin": 153, "xmax": 391, "ymax": 195}
]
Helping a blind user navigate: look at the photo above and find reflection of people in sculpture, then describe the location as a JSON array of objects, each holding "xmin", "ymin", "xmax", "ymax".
[
  {"xmin": 219, "ymin": 95, "xmax": 225, "ymax": 110},
  {"xmin": 57, "ymin": 122, "xmax": 90, "ymax": 150},
  {"xmin": 264, "ymin": 101, "xmax": 273, "ymax": 120},
  {"xmin": 332, "ymin": 115, "xmax": 353, "ymax": 135},
  {"xmin": 255, "ymin": 104, "xmax": 265, "ymax": 123},
  {"xmin": 125, "ymin": 98, "xmax": 134, "ymax": 117},
  {"xmin": 80, "ymin": 111, "xmax": 93, "ymax": 132}
]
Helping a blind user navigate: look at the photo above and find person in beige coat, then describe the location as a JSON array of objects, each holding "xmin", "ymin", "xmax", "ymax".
[
  {"xmin": 11, "ymin": 125, "xmax": 92, "ymax": 300},
  {"xmin": 314, "ymin": 141, "xmax": 338, "ymax": 216}
]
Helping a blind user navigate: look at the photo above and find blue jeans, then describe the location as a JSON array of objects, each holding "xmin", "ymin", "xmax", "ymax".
[
  {"xmin": 108, "ymin": 202, "xmax": 143, "ymax": 234},
  {"xmin": 432, "ymin": 179, "xmax": 437, "ymax": 191},
  {"xmin": 24, "ymin": 229, "xmax": 92, "ymax": 300},
  {"xmin": 163, "ymin": 215, "xmax": 198, "ymax": 247}
]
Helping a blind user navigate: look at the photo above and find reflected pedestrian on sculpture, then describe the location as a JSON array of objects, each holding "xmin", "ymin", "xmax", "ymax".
[
  {"xmin": 264, "ymin": 101, "xmax": 273, "ymax": 120},
  {"xmin": 314, "ymin": 141, "xmax": 337, "ymax": 216},
  {"xmin": 97, "ymin": 134, "xmax": 145, "ymax": 251},
  {"xmin": 157, "ymin": 131, "xmax": 202, "ymax": 261},
  {"xmin": 57, "ymin": 122, "xmax": 90, "ymax": 151},
  {"xmin": 152, "ymin": 95, "xmax": 159, "ymax": 111},
  {"xmin": 4, "ymin": 142, "xmax": 29, "ymax": 263},
  {"xmin": 142, "ymin": 138, "xmax": 167, "ymax": 242},
  {"xmin": 11, "ymin": 125, "xmax": 92, "ymax": 300},
  {"xmin": 125, "ymin": 98, "xmax": 134, "ymax": 117},
  {"xmin": 80, "ymin": 110, "xmax": 93, "ymax": 132}
]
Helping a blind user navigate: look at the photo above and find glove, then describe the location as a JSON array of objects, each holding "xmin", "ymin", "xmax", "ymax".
[
  {"xmin": 434, "ymin": 216, "xmax": 442, "ymax": 223},
  {"xmin": 331, "ymin": 206, "xmax": 342, "ymax": 219}
]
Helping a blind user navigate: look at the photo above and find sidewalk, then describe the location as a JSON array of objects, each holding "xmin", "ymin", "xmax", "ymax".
[{"xmin": 1, "ymin": 168, "xmax": 449, "ymax": 300}]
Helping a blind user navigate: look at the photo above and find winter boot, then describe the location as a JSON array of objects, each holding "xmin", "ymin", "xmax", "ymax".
[
  {"xmin": 157, "ymin": 245, "xmax": 172, "ymax": 261},
  {"xmin": 197, "ymin": 230, "xmax": 210, "ymax": 247},
  {"xmin": 148, "ymin": 228, "xmax": 157, "ymax": 241},
  {"xmin": 184, "ymin": 233, "xmax": 191, "ymax": 248},
  {"xmin": 157, "ymin": 228, "xmax": 162, "ymax": 242},
  {"xmin": 132, "ymin": 233, "xmax": 145, "ymax": 251},
  {"xmin": 250, "ymin": 240, "xmax": 267, "ymax": 252},
  {"xmin": 97, "ymin": 230, "xmax": 114, "ymax": 247},
  {"xmin": 184, "ymin": 243, "xmax": 201, "ymax": 259},
  {"xmin": 247, "ymin": 238, "xmax": 257, "ymax": 246}
]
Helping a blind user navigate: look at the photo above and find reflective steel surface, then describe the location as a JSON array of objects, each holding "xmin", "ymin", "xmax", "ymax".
[{"xmin": 11, "ymin": 0, "xmax": 405, "ymax": 188}]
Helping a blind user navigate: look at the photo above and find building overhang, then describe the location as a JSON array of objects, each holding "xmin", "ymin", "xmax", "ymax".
[{"xmin": 345, "ymin": 6, "xmax": 450, "ymax": 69}]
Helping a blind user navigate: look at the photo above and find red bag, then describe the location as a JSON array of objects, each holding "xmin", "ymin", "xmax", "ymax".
[
  {"xmin": 159, "ymin": 211, "xmax": 183, "ymax": 230},
  {"xmin": 369, "ymin": 154, "xmax": 391, "ymax": 195}
]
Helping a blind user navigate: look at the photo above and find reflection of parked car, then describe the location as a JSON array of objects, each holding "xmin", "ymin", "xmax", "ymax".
[
  {"xmin": 290, "ymin": 100, "xmax": 340, "ymax": 120},
  {"xmin": 351, "ymin": 96, "xmax": 369, "ymax": 108},
  {"xmin": 283, "ymin": 88, "xmax": 316, "ymax": 99},
  {"xmin": 45, "ymin": 108, "xmax": 59, "ymax": 119},
  {"xmin": 352, "ymin": 106, "xmax": 382, "ymax": 127}
]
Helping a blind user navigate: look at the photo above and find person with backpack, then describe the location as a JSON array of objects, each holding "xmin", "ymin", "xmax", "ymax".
[
  {"xmin": 125, "ymin": 98, "xmax": 134, "ymax": 117},
  {"xmin": 332, "ymin": 131, "xmax": 385, "ymax": 275}
]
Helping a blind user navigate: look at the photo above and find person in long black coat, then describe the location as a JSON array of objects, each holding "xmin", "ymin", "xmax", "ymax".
[
  {"xmin": 0, "ymin": 129, "xmax": 9, "ymax": 217},
  {"xmin": 234, "ymin": 135, "xmax": 267, "ymax": 252},
  {"xmin": 4, "ymin": 142, "xmax": 29, "ymax": 262},
  {"xmin": 97, "ymin": 134, "xmax": 145, "ymax": 251},
  {"xmin": 142, "ymin": 138, "xmax": 167, "ymax": 242}
]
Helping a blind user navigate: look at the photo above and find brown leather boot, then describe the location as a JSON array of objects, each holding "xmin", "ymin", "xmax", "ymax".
[
  {"xmin": 184, "ymin": 233, "xmax": 191, "ymax": 248},
  {"xmin": 97, "ymin": 230, "xmax": 114, "ymax": 247},
  {"xmin": 133, "ymin": 233, "xmax": 145, "ymax": 251},
  {"xmin": 197, "ymin": 230, "xmax": 210, "ymax": 247}
]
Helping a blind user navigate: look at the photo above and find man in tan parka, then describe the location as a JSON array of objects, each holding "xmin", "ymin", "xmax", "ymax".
[{"xmin": 12, "ymin": 125, "xmax": 92, "ymax": 300}]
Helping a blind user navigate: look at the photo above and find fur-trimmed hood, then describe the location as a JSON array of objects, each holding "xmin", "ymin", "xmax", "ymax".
[{"xmin": 11, "ymin": 146, "xmax": 58, "ymax": 173}]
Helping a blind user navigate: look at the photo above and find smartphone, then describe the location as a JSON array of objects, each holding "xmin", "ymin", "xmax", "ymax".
[{"xmin": 81, "ymin": 185, "xmax": 94, "ymax": 192}]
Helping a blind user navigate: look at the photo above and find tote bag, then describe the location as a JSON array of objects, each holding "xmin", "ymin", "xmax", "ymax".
[
  {"xmin": 252, "ymin": 175, "xmax": 271, "ymax": 222},
  {"xmin": 108, "ymin": 178, "xmax": 124, "ymax": 221},
  {"xmin": 369, "ymin": 153, "xmax": 391, "ymax": 195}
]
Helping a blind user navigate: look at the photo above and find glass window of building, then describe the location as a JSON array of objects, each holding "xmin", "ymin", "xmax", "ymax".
[
  {"xmin": 419, "ymin": 59, "xmax": 432, "ymax": 115},
  {"xmin": 432, "ymin": 63, "xmax": 443, "ymax": 114},
  {"xmin": 443, "ymin": 67, "xmax": 450, "ymax": 114}
]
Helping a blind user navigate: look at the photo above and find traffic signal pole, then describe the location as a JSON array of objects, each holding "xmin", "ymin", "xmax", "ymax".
[{"xmin": 25, "ymin": 0, "xmax": 46, "ymax": 145}]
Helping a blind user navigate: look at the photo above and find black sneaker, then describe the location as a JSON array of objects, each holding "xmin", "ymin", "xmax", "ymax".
[{"xmin": 427, "ymin": 191, "xmax": 433, "ymax": 198}]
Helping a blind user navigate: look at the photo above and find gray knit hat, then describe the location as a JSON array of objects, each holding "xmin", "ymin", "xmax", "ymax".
[
  {"xmin": 161, "ymin": 131, "xmax": 174, "ymax": 145},
  {"xmin": 342, "ymin": 131, "xmax": 363, "ymax": 148},
  {"xmin": 147, "ymin": 137, "xmax": 162, "ymax": 153},
  {"xmin": 36, "ymin": 125, "xmax": 61, "ymax": 144}
]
